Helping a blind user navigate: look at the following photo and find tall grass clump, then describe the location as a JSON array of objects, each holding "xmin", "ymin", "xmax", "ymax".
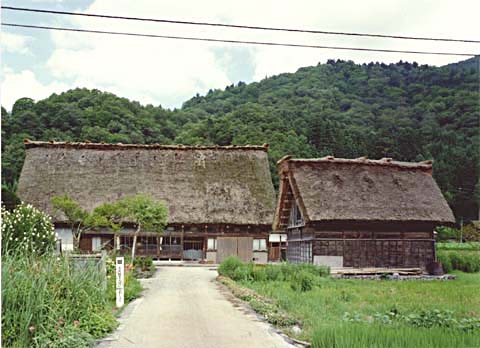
[
  {"xmin": 2, "ymin": 253, "xmax": 117, "ymax": 347},
  {"xmin": 311, "ymin": 323, "xmax": 480, "ymax": 348},
  {"xmin": 1, "ymin": 203, "xmax": 120, "ymax": 347},
  {"xmin": 218, "ymin": 258, "xmax": 330, "ymax": 290},
  {"xmin": 218, "ymin": 256, "xmax": 243, "ymax": 278},
  {"xmin": 437, "ymin": 252, "xmax": 453, "ymax": 273},
  {"xmin": 438, "ymin": 250, "xmax": 480, "ymax": 273}
]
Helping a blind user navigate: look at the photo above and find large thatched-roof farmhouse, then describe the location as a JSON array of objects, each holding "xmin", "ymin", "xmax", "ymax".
[
  {"xmin": 17, "ymin": 140, "xmax": 276, "ymax": 263},
  {"xmin": 274, "ymin": 156, "xmax": 455, "ymax": 269}
]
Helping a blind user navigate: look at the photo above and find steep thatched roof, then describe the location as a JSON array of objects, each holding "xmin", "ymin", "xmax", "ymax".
[
  {"xmin": 18, "ymin": 140, "xmax": 276, "ymax": 225},
  {"xmin": 274, "ymin": 156, "xmax": 455, "ymax": 228}
]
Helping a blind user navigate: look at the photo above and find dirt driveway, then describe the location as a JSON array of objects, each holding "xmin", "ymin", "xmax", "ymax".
[{"xmin": 97, "ymin": 266, "xmax": 295, "ymax": 348}]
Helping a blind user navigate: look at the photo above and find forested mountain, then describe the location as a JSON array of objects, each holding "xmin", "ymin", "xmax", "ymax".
[{"xmin": 2, "ymin": 57, "xmax": 479, "ymax": 222}]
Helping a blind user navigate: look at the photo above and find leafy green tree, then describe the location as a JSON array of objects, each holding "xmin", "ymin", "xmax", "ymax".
[
  {"xmin": 116, "ymin": 194, "xmax": 168, "ymax": 261},
  {"xmin": 51, "ymin": 195, "xmax": 95, "ymax": 251}
]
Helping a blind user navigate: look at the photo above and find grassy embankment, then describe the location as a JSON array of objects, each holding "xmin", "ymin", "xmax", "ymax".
[{"xmin": 218, "ymin": 257, "xmax": 480, "ymax": 348}]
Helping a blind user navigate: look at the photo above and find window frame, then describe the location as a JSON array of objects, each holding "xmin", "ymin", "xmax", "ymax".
[
  {"xmin": 207, "ymin": 238, "xmax": 217, "ymax": 251},
  {"xmin": 253, "ymin": 238, "xmax": 267, "ymax": 251}
]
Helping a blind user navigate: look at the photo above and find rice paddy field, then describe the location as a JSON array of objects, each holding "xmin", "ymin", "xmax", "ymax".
[{"xmin": 241, "ymin": 271, "xmax": 480, "ymax": 348}]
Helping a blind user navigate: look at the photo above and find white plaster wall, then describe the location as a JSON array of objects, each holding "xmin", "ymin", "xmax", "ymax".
[
  {"xmin": 313, "ymin": 255, "xmax": 343, "ymax": 267},
  {"xmin": 253, "ymin": 251, "xmax": 268, "ymax": 264},
  {"xmin": 56, "ymin": 227, "xmax": 74, "ymax": 251}
]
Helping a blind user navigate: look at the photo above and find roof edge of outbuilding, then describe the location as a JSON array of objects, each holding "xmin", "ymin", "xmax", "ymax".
[{"xmin": 279, "ymin": 155, "xmax": 433, "ymax": 171}]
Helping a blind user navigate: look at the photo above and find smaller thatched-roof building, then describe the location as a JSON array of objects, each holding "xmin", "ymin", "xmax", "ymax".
[
  {"xmin": 18, "ymin": 140, "xmax": 276, "ymax": 262},
  {"xmin": 274, "ymin": 156, "xmax": 455, "ymax": 269}
]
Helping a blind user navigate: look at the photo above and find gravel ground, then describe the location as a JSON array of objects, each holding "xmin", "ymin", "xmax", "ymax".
[{"xmin": 96, "ymin": 266, "xmax": 295, "ymax": 348}]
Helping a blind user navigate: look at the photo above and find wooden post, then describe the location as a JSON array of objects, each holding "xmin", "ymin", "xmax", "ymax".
[
  {"xmin": 100, "ymin": 250, "xmax": 107, "ymax": 293},
  {"xmin": 181, "ymin": 225, "xmax": 185, "ymax": 261}
]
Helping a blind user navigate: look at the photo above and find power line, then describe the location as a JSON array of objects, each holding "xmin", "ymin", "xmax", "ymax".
[
  {"xmin": 2, "ymin": 5, "xmax": 480, "ymax": 44},
  {"xmin": 2, "ymin": 23, "xmax": 477, "ymax": 57}
]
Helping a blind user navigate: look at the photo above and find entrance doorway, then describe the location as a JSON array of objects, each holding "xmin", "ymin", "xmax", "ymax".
[
  {"xmin": 183, "ymin": 238, "xmax": 204, "ymax": 260},
  {"xmin": 216, "ymin": 237, "xmax": 253, "ymax": 263}
]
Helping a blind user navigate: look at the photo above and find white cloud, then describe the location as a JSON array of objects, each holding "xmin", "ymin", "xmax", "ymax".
[
  {"xmin": 2, "ymin": 0, "xmax": 479, "ymax": 109},
  {"xmin": 1, "ymin": 67, "xmax": 70, "ymax": 110},
  {"xmin": 1, "ymin": 32, "xmax": 34, "ymax": 55}
]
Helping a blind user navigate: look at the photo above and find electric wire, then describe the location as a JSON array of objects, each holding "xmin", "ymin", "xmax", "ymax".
[
  {"xmin": 2, "ymin": 22, "xmax": 477, "ymax": 57},
  {"xmin": 2, "ymin": 5, "xmax": 479, "ymax": 44}
]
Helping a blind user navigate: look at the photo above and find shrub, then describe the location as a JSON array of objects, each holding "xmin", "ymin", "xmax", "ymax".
[
  {"xmin": 218, "ymin": 256, "xmax": 243, "ymax": 278},
  {"xmin": 265, "ymin": 265, "xmax": 284, "ymax": 281},
  {"xmin": 232, "ymin": 263, "xmax": 254, "ymax": 281},
  {"xmin": 291, "ymin": 270, "xmax": 316, "ymax": 292},
  {"xmin": 436, "ymin": 226, "xmax": 461, "ymax": 241},
  {"xmin": 463, "ymin": 224, "xmax": 480, "ymax": 242},
  {"xmin": 280, "ymin": 262, "xmax": 330, "ymax": 281},
  {"xmin": 134, "ymin": 256, "xmax": 154, "ymax": 271},
  {"xmin": 1, "ymin": 203, "xmax": 56, "ymax": 255},
  {"xmin": 33, "ymin": 325, "xmax": 95, "ymax": 348}
]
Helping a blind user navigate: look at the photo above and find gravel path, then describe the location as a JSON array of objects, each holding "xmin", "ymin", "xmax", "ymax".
[{"xmin": 97, "ymin": 266, "xmax": 295, "ymax": 348}]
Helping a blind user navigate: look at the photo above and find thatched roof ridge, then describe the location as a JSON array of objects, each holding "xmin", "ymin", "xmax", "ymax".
[
  {"xmin": 18, "ymin": 142, "xmax": 276, "ymax": 226},
  {"xmin": 23, "ymin": 139, "xmax": 269, "ymax": 151},
  {"xmin": 284, "ymin": 156, "xmax": 433, "ymax": 171},
  {"xmin": 274, "ymin": 156, "xmax": 455, "ymax": 227}
]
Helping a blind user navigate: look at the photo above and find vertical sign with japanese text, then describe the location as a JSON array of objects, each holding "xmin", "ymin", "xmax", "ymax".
[{"xmin": 116, "ymin": 257, "xmax": 124, "ymax": 308}]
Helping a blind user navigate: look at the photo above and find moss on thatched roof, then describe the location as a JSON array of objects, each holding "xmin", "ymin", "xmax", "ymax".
[
  {"xmin": 274, "ymin": 156, "xmax": 455, "ymax": 228},
  {"xmin": 18, "ymin": 141, "xmax": 275, "ymax": 225}
]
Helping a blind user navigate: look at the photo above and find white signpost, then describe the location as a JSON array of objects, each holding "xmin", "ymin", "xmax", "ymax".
[{"xmin": 116, "ymin": 257, "xmax": 125, "ymax": 308}]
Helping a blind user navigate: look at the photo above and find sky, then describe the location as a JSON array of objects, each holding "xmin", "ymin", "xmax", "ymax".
[{"xmin": 1, "ymin": 0, "xmax": 479, "ymax": 110}]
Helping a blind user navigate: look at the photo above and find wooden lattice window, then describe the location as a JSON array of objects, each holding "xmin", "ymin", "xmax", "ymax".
[{"xmin": 288, "ymin": 202, "xmax": 304, "ymax": 228}]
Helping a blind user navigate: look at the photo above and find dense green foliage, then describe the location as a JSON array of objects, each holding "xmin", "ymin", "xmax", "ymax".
[
  {"xmin": 237, "ymin": 270, "xmax": 480, "ymax": 347},
  {"xmin": 2, "ymin": 57, "xmax": 479, "ymax": 221},
  {"xmin": 51, "ymin": 194, "xmax": 96, "ymax": 251},
  {"xmin": 113, "ymin": 194, "xmax": 168, "ymax": 261}
]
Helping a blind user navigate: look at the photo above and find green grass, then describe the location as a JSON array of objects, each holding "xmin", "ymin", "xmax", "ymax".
[
  {"xmin": 437, "ymin": 242, "xmax": 480, "ymax": 251},
  {"xmin": 2, "ymin": 253, "xmax": 117, "ymax": 347},
  {"xmin": 2, "ymin": 253, "xmax": 144, "ymax": 348},
  {"xmin": 312, "ymin": 323, "xmax": 480, "ymax": 348},
  {"xmin": 240, "ymin": 272, "xmax": 480, "ymax": 347}
]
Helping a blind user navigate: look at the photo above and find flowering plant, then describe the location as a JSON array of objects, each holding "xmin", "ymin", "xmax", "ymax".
[{"xmin": 1, "ymin": 203, "xmax": 56, "ymax": 255}]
